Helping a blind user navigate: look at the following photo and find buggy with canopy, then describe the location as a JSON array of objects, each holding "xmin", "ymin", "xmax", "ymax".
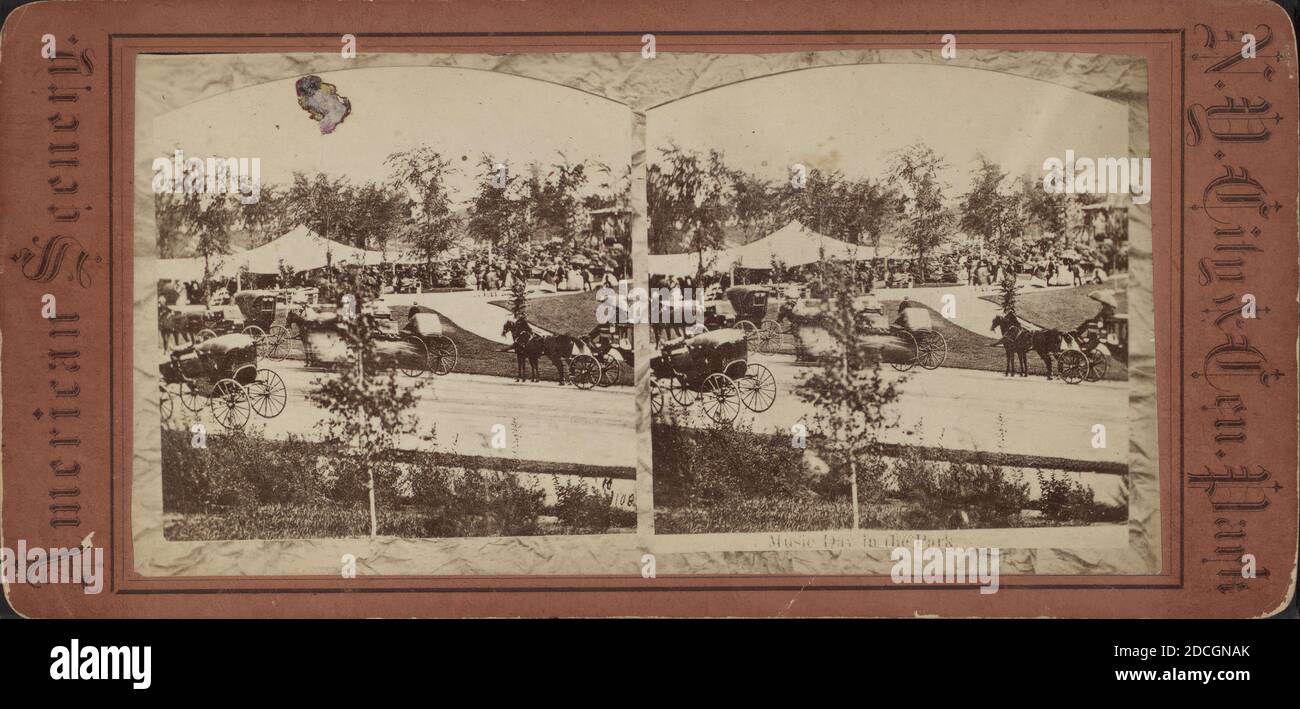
[
  {"xmin": 158, "ymin": 333, "xmax": 288, "ymax": 430},
  {"xmin": 649, "ymin": 328, "xmax": 777, "ymax": 424}
]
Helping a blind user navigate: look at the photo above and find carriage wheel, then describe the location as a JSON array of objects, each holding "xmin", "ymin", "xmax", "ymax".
[
  {"xmin": 176, "ymin": 381, "xmax": 204, "ymax": 412},
  {"xmin": 264, "ymin": 325, "xmax": 290, "ymax": 360},
  {"xmin": 1058, "ymin": 350, "xmax": 1088, "ymax": 385},
  {"xmin": 889, "ymin": 330, "xmax": 918, "ymax": 372},
  {"xmin": 650, "ymin": 378, "xmax": 665, "ymax": 416},
  {"xmin": 667, "ymin": 375, "xmax": 696, "ymax": 407},
  {"xmin": 1084, "ymin": 348, "xmax": 1108, "ymax": 382},
  {"xmin": 700, "ymin": 373, "xmax": 741, "ymax": 424},
  {"xmin": 597, "ymin": 352, "xmax": 622, "ymax": 387},
  {"xmin": 916, "ymin": 330, "xmax": 948, "ymax": 370},
  {"xmin": 159, "ymin": 384, "xmax": 174, "ymax": 420},
  {"xmin": 243, "ymin": 325, "xmax": 265, "ymax": 348},
  {"xmin": 737, "ymin": 362, "xmax": 777, "ymax": 413},
  {"xmin": 399, "ymin": 335, "xmax": 429, "ymax": 377},
  {"xmin": 569, "ymin": 354, "xmax": 600, "ymax": 389},
  {"xmin": 734, "ymin": 320, "xmax": 758, "ymax": 340},
  {"xmin": 209, "ymin": 378, "xmax": 251, "ymax": 430},
  {"xmin": 196, "ymin": 328, "xmax": 217, "ymax": 343},
  {"xmin": 430, "ymin": 336, "xmax": 458, "ymax": 376},
  {"xmin": 247, "ymin": 368, "xmax": 287, "ymax": 418},
  {"xmin": 756, "ymin": 319, "xmax": 781, "ymax": 354}
]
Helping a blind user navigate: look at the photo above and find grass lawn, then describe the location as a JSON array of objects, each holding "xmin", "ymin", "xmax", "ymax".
[
  {"xmin": 165, "ymin": 504, "xmax": 634, "ymax": 540},
  {"xmin": 489, "ymin": 290, "xmax": 603, "ymax": 335},
  {"xmin": 757, "ymin": 296, "xmax": 1125, "ymax": 381},
  {"xmin": 390, "ymin": 303, "xmax": 631, "ymax": 386},
  {"xmin": 982, "ymin": 277, "xmax": 1128, "ymax": 331}
]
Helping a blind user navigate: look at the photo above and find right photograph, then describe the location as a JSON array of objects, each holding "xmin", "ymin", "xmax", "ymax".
[{"xmin": 646, "ymin": 61, "xmax": 1140, "ymax": 538}]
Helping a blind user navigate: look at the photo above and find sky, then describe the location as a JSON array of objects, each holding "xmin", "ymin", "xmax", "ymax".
[
  {"xmin": 146, "ymin": 65, "xmax": 634, "ymax": 206},
  {"xmin": 647, "ymin": 62, "xmax": 1131, "ymax": 198}
]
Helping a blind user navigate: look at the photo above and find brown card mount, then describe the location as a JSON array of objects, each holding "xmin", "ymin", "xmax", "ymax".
[{"xmin": 0, "ymin": 0, "xmax": 1295, "ymax": 617}]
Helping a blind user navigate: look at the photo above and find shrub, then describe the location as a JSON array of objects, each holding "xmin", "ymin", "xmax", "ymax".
[
  {"xmin": 651, "ymin": 418, "xmax": 807, "ymax": 508},
  {"xmin": 889, "ymin": 448, "xmax": 1030, "ymax": 528},
  {"xmin": 553, "ymin": 477, "xmax": 636, "ymax": 532},
  {"xmin": 1036, "ymin": 471, "xmax": 1125, "ymax": 524}
]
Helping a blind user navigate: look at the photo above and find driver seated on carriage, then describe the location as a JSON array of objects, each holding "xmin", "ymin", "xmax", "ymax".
[{"xmin": 1074, "ymin": 297, "xmax": 1116, "ymax": 348}]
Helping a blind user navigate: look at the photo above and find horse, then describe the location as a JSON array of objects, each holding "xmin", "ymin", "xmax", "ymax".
[
  {"xmin": 990, "ymin": 313, "xmax": 1065, "ymax": 379},
  {"xmin": 501, "ymin": 318, "xmax": 591, "ymax": 385},
  {"xmin": 502, "ymin": 318, "xmax": 539, "ymax": 381},
  {"xmin": 158, "ymin": 305, "xmax": 197, "ymax": 350}
]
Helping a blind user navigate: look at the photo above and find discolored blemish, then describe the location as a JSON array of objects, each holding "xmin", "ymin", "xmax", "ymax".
[{"xmin": 294, "ymin": 75, "xmax": 351, "ymax": 134}]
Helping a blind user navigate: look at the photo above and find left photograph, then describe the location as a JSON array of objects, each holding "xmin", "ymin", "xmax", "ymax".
[{"xmin": 141, "ymin": 60, "xmax": 636, "ymax": 543}]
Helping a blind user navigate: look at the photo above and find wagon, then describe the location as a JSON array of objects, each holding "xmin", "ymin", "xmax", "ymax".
[
  {"xmin": 583, "ymin": 321, "xmax": 634, "ymax": 388},
  {"xmin": 649, "ymin": 328, "xmax": 777, "ymax": 424},
  {"xmin": 293, "ymin": 304, "xmax": 438, "ymax": 377},
  {"xmin": 757, "ymin": 295, "xmax": 938, "ymax": 369},
  {"xmin": 158, "ymin": 333, "xmax": 288, "ymax": 430},
  {"xmin": 1058, "ymin": 313, "xmax": 1128, "ymax": 384},
  {"xmin": 723, "ymin": 285, "xmax": 771, "ymax": 335},
  {"xmin": 886, "ymin": 306, "xmax": 948, "ymax": 372},
  {"xmin": 402, "ymin": 310, "xmax": 459, "ymax": 376}
]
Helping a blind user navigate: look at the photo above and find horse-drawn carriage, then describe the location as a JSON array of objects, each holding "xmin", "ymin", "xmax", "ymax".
[
  {"xmin": 160, "ymin": 289, "xmax": 317, "ymax": 360},
  {"xmin": 885, "ymin": 305, "xmax": 948, "ymax": 372},
  {"xmin": 158, "ymin": 333, "xmax": 288, "ymax": 430},
  {"xmin": 1057, "ymin": 312, "xmax": 1127, "ymax": 384},
  {"xmin": 754, "ymin": 294, "xmax": 947, "ymax": 370},
  {"xmin": 702, "ymin": 285, "xmax": 772, "ymax": 339},
  {"xmin": 649, "ymin": 328, "xmax": 777, "ymax": 424},
  {"xmin": 585, "ymin": 321, "xmax": 634, "ymax": 388},
  {"xmin": 293, "ymin": 303, "xmax": 458, "ymax": 377}
]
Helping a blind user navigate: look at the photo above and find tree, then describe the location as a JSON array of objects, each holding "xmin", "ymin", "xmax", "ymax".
[
  {"xmin": 182, "ymin": 191, "xmax": 235, "ymax": 294},
  {"xmin": 236, "ymin": 184, "xmax": 293, "ymax": 247},
  {"xmin": 647, "ymin": 146, "xmax": 732, "ymax": 274},
  {"xmin": 888, "ymin": 144, "xmax": 954, "ymax": 281},
  {"xmin": 286, "ymin": 172, "xmax": 355, "ymax": 244},
  {"xmin": 959, "ymin": 156, "xmax": 1025, "ymax": 258},
  {"xmin": 466, "ymin": 155, "xmax": 530, "ymax": 261},
  {"xmin": 307, "ymin": 287, "xmax": 427, "ymax": 539},
  {"xmin": 386, "ymin": 146, "xmax": 462, "ymax": 265},
  {"xmin": 795, "ymin": 260, "xmax": 904, "ymax": 529},
  {"xmin": 509, "ymin": 277, "xmax": 529, "ymax": 320},
  {"xmin": 997, "ymin": 273, "xmax": 1018, "ymax": 316},
  {"xmin": 154, "ymin": 192, "xmax": 189, "ymax": 259}
]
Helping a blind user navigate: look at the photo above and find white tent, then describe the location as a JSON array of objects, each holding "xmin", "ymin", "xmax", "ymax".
[
  {"xmin": 223, "ymin": 225, "xmax": 388, "ymax": 274},
  {"xmin": 731, "ymin": 220, "xmax": 873, "ymax": 268},
  {"xmin": 155, "ymin": 255, "xmax": 214, "ymax": 281},
  {"xmin": 647, "ymin": 249, "xmax": 735, "ymax": 277}
]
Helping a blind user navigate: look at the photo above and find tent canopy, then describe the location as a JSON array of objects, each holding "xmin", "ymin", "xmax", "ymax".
[
  {"xmin": 732, "ymin": 220, "xmax": 875, "ymax": 268},
  {"xmin": 647, "ymin": 249, "xmax": 734, "ymax": 277},
  {"xmin": 227, "ymin": 225, "xmax": 388, "ymax": 274},
  {"xmin": 156, "ymin": 225, "xmax": 391, "ymax": 280},
  {"xmin": 154, "ymin": 255, "xmax": 211, "ymax": 281}
]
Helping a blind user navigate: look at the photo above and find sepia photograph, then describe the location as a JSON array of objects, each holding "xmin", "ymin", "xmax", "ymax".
[
  {"xmin": 646, "ymin": 60, "xmax": 1144, "ymax": 544},
  {"xmin": 142, "ymin": 60, "xmax": 637, "ymax": 542}
]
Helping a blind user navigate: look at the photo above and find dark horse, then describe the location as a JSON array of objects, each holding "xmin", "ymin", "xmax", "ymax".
[
  {"xmin": 990, "ymin": 313, "xmax": 1064, "ymax": 379},
  {"xmin": 501, "ymin": 318, "xmax": 587, "ymax": 384}
]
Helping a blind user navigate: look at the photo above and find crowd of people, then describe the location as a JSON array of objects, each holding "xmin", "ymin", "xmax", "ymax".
[{"xmin": 159, "ymin": 234, "xmax": 632, "ymax": 308}]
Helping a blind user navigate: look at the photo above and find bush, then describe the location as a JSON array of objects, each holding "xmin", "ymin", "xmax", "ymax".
[
  {"xmin": 888, "ymin": 447, "xmax": 1030, "ymax": 528},
  {"xmin": 1036, "ymin": 471, "xmax": 1125, "ymax": 524},
  {"xmin": 553, "ymin": 477, "xmax": 636, "ymax": 532},
  {"xmin": 651, "ymin": 418, "xmax": 807, "ymax": 507},
  {"xmin": 395, "ymin": 464, "xmax": 547, "ymax": 538},
  {"xmin": 162, "ymin": 427, "xmax": 325, "ymax": 513}
]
